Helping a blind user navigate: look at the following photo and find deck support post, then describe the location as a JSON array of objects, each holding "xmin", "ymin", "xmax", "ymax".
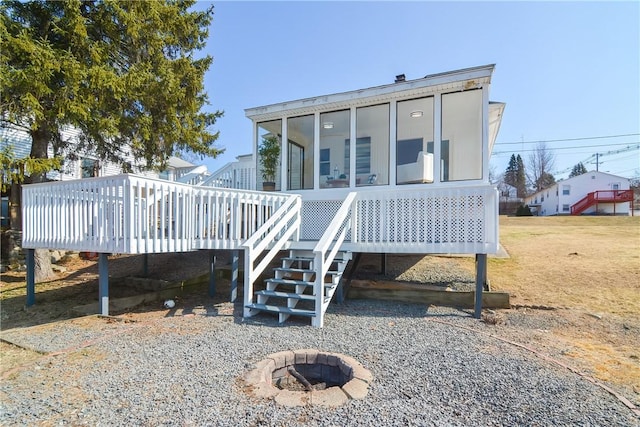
[
  {"xmin": 26, "ymin": 249, "xmax": 35, "ymax": 307},
  {"xmin": 98, "ymin": 253, "xmax": 109, "ymax": 316},
  {"xmin": 142, "ymin": 253, "xmax": 149, "ymax": 277},
  {"xmin": 209, "ymin": 252, "xmax": 216, "ymax": 297},
  {"xmin": 380, "ymin": 253, "xmax": 387, "ymax": 275},
  {"xmin": 474, "ymin": 254, "xmax": 487, "ymax": 319},
  {"xmin": 230, "ymin": 250, "xmax": 239, "ymax": 302}
]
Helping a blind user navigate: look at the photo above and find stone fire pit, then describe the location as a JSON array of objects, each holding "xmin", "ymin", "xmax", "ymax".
[{"xmin": 243, "ymin": 349, "xmax": 373, "ymax": 407}]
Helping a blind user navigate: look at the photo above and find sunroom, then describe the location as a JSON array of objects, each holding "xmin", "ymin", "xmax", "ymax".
[{"xmin": 247, "ymin": 64, "xmax": 504, "ymax": 195}]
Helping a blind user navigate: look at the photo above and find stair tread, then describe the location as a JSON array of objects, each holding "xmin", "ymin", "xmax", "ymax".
[
  {"xmin": 267, "ymin": 278, "xmax": 337, "ymax": 287},
  {"xmin": 283, "ymin": 255, "xmax": 350, "ymax": 261},
  {"xmin": 275, "ymin": 267, "xmax": 342, "ymax": 275},
  {"xmin": 255, "ymin": 290, "xmax": 316, "ymax": 300},
  {"xmin": 266, "ymin": 278, "xmax": 312, "ymax": 286},
  {"xmin": 247, "ymin": 303, "xmax": 315, "ymax": 316}
]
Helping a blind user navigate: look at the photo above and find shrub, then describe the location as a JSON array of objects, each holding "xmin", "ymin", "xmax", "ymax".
[{"xmin": 515, "ymin": 204, "xmax": 533, "ymax": 216}]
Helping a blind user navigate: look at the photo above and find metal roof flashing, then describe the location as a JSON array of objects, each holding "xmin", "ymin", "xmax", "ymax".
[{"xmin": 245, "ymin": 64, "xmax": 496, "ymax": 121}]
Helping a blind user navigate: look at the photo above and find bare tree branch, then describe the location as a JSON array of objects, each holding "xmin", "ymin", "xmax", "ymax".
[{"xmin": 527, "ymin": 142, "xmax": 556, "ymax": 192}]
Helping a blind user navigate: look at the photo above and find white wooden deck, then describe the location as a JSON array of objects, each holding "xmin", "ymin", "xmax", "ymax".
[{"xmin": 22, "ymin": 174, "xmax": 497, "ymax": 324}]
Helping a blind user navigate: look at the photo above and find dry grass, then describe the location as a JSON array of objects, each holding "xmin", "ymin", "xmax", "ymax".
[
  {"xmin": 492, "ymin": 216, "xmax": 640, "ymax": 318},
  {"xmin": 482, "ymin": 216, "xmax": 640, "ymax": 397},
  {"xmin": 0, "ymin": 341, "xmax": 42, "ymax": 376}
]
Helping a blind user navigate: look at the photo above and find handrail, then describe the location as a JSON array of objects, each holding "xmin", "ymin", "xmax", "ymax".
[
  {"xmin": 241, "ymin": 193, "xmax": 302, "ymax": 313},
  {"xmin": 311, "ymin": 191, "xmax": 357, "ymax": 327}
]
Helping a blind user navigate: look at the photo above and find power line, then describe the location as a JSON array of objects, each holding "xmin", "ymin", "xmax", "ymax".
[
  {"xmin": 492, "ymin": 142, "xmax": 639, "ymax": 156},
  {"xmin": 495, "ymin": 133, "xmax": 640, "ymax": 146},
  {"xmin": 554, "ymin": 144, "xmax": 640, "ymax": 175}
]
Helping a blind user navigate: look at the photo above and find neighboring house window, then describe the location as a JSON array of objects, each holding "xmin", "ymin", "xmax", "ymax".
[
  {"xmin": 562, "ymin": 185, "xmax": 570, "ymax": 195},
  {"xmin": 612, "ymin": 183, "xmax": 620, "ymax": 190},
  {"xmin": 556, "ymin": 205, "xmax": 559, "ymax": 212},
  {"xmin": 591, "ymin": 175, "xmax": 595, "ymax": 179},
  {"xmin": 563, "ymin": 204, "xmax": 570, "ymax": 212},
  {"xmin": 320, "ymin": 148, "xmax": 331, "ymax": 176},
  {"xmin": 81, "ymin": 158, "xmax": 99, "ymax": 178},
  {"xmin": 535, "ymin": 197, "xmax": 538, "ymax": 204}
]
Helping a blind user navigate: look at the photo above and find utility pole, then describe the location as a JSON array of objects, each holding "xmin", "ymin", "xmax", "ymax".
[{"xmin": 590, "ymin": 153, "xmax": 603, "ymax": 172}]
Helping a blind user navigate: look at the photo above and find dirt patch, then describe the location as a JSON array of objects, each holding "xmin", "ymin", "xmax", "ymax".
[
  {"xmin": 0, "ymin": 250, "xmax": 220, "ymax": 331},
  {"xmin": 0, "ymin": 341, "xmax": 43, "ymax": 376}
]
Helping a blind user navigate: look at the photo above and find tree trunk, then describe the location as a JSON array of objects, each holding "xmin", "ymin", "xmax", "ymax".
[
  {"xmin": 34, "ymin": 248, "xmax": 55, "ymax": 282},
  {"xmin": 9, "ymin": 180, "xmax": 21, "ymax": 232},
  {"xmin": 29, "ymin": 124, "xmax": 55, "ymax": 282}
]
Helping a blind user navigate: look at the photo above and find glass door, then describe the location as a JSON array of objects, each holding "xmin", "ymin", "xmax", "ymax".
[{"xmin": 288, "ymin": 141, "xmax": 304, "ymax": 190}]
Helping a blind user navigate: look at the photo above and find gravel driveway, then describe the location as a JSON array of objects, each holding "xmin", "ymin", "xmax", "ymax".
[{"xmin": 1, "ymin": 299, "xmax": 636, "ymax": 426}]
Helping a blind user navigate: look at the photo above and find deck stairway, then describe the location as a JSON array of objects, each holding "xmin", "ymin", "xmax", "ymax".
[
  {"xmin": 245, "ymin": 249, "xmax": 352, "ymax": 325},
  {"xmin": 571, "ymin": 190, "xmax": 633, "ymax": 215}
]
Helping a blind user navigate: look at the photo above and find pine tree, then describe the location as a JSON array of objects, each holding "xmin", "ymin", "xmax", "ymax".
[
  {"xmin": 1, "ymin": 0, "xmax": 224, "ymax": 280},
  {"xmin": 515, "ymin": 154, "xmax": 527, "ymax": 198},
  {"xmin": 569, "ymin": 162, "xmax": 588, "ymax": 178},
  {"xmin": 1, "ymin": 0, "xmax": 223, "ymax": 179},
  {"xmin": 504, "ymin": 154, "xmax": 518, "ymax": 187}
]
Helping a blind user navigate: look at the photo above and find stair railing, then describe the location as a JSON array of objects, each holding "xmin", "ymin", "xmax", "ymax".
[
  {"xmin": 571, "ymin": 192, "xmax": 595, "ymax": 215},
  {"xmin": 199, "ymin": 159, "xmax": 256, "ymax": 190},
  {"xmin": 311, "ymin": 191, "xmax": 357, "ymax": 327},
  {"xmin": 241, "ymin": 194, "xmax": 302, "ymax": 316}
]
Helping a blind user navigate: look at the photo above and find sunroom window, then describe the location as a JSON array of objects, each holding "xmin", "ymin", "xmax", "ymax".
[
  {"xmin": 257, "ymin": 119, "xmax": 282, "ymax": 191},
  {"xmin": 354, "ymin": 104, "xmax": 389, "ymax": 186},
  {"xmin": 320, "ymin": 110, "xmax": 350, "ymax": 189},
  {"xmin": 396, "ymin": 97, "xmax": 434, "ymax": 184},
  {"xmin": 287, "ymin": 115, "xmax": 314, "ymax": 190},
  {"xmin": 441, "ymin": 90, "xmax": 482, "ymax": 181}
]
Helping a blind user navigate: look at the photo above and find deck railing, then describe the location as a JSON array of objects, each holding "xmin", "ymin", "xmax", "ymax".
[
  {"xmin": 23, "ymin": 176, "xmax": 131, "ymax": 253},
  {"xmin": 300, "ymin": 185, "xmax": 499, "ymax": 254},
  {"xmin": 23, "ymin": 176, "xmax": 498, "ymax": 256},
  {"xmin": 22, "ymin": 174, "xmax": 295, "ymax": 254}
]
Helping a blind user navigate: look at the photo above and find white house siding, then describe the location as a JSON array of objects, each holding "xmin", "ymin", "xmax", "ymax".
[
  {"xmin": 524, "ymin": 171, "xmax": 631, "ymax": 216},
  {"xmin": 1, "ymin": 125, "xmax": 158, "ymax": 181}
]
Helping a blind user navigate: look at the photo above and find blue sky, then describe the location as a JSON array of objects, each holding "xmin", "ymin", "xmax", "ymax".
[{"xmin": 197, "ymin": 1, "xmax": 640, "ymax": 181}]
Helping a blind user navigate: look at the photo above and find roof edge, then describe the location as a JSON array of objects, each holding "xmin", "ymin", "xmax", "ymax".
[{"xmin": 245, "ymin": 64, "xmax": 496, "ymax": 119}]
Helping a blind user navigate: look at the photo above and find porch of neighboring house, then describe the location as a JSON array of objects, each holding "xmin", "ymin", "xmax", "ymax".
[
  {"xmin": 571, "ymin": 190, "xmax": 634, "ymax": 215},
  {"xmin": 21, "ymin": 64, "xmax": 504, "ymax": 328}
]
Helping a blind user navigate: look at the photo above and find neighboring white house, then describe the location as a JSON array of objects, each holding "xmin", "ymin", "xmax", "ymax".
[
  {"xmin": 0, "ymin": 125, "xmax": 159, "ymax": 180},
  {"xmin": 524, "ymin": 171, "xmax": 633, "ymax": 216},
  {"xmin": 498, "ymin": 183, "xmax": 519, "ymax": 201},
  {"xmin": 0, "ymin": 125, "xmax": 212, "ymax": 183}
]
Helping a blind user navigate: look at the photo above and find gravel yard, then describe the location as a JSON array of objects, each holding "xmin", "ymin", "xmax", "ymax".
[{"xmin": 1, "ymin": 298, "xmax": 637, "ymax": 426}]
